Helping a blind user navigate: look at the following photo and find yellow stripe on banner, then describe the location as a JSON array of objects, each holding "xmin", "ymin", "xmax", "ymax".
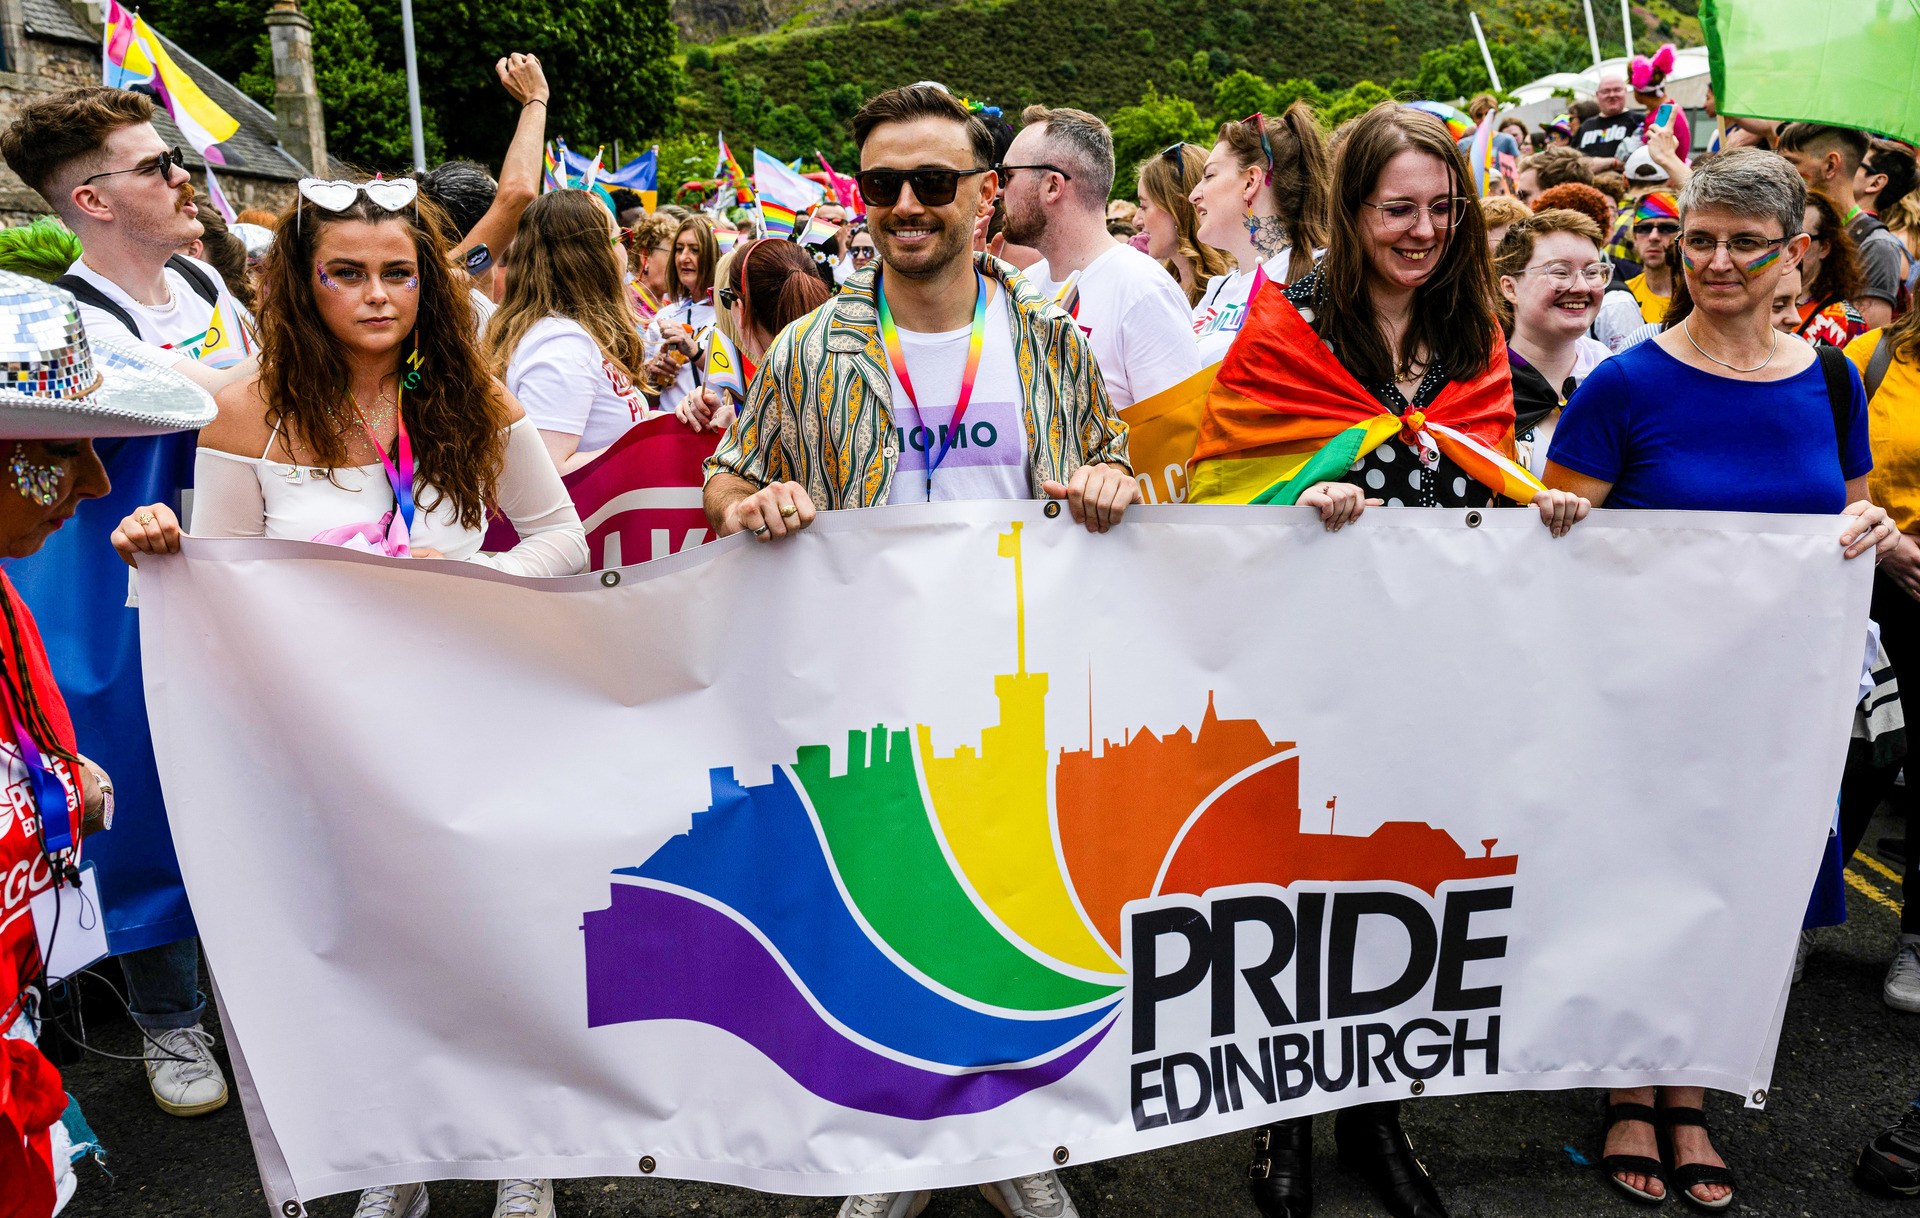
[
  {"xmin": 1847, "ymin": 865, "xmax": 1903, "ymax": 914},
  {"xmin": 1855, "ymin": 849, "xmax": 1904, "ymax": 887}
]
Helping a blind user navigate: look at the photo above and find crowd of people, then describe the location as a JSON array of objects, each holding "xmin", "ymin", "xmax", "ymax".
[{"xmin": 0, "ymin": 31, "xmax": 1918, "ymax": 1218}]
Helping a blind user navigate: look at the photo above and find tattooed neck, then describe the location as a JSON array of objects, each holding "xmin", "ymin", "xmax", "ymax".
[{"xmin": 1244, "ymin": 214, "xmax": 1289, "ymax": 262}]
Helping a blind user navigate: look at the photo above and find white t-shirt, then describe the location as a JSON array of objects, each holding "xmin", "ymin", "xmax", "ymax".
[
  {"xmin": 645, "ymin": 297, "xmax": 717, "ymax": 415},
  {"xmin": 505, "ymin": 317, "xmax": 649, "ymax": 452},
  {"xmin": 469, "ymin": 287, "xmax": 498, "ymax": 341},
  {"xmin": 884, "ymin": 285, "xmax": 1028, "ymax": 504},
  {"xmin": 1191, "ymin": 252, "xmax": 1291, "ymax": 365},
  {"xmin": 1027, "ymin": 244, "xmax": 1200, "ymax": 409},
  {"xmin": 62, "ymin": 254, "xmax": 248, "ymax": 369}
]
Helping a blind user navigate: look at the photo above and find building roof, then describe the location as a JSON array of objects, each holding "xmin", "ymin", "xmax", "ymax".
[{"xmin": 23, "ymin": 0, "xmax": 310, "ymax": 180}]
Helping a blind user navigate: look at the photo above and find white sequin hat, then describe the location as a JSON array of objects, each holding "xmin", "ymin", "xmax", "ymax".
[{"xmin": 0, "ymin": 270, "xmax": 216, "ymax": 438}]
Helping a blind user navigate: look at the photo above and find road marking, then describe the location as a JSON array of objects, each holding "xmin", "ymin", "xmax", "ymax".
[
  {"xmin": 1847, "ymin": 866, "xmax": 1904, "ymax": 914},
  {"xmin": 1854, "ymin": 850, "xmax": 1904, "ymax": 887}
]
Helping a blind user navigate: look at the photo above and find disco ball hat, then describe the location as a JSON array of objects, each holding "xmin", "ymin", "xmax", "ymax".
[{"xmin": 0, "ymin": 270, "xmax": 215, "ymax": 438}]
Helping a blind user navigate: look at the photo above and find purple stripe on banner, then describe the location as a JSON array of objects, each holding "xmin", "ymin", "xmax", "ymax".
[{"xmin": 582, "ymin": 883, "xmax": 1112, "ymax": 1120}]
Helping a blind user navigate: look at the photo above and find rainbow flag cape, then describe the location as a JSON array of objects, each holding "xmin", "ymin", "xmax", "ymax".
[
  {"xmin": 1188, "ymin": 287, "xmax": 1542, "ymax": 506},
  {"xmin": 758, "ymin": 199, "xmax": 797, "ymax": 238},
  {"xmin": 101, "ymin": 1, "xmax": 239, "ymax": 160}
]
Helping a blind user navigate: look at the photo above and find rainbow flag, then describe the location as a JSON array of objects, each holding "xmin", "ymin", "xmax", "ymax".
[
  {"xmin": 715, "ymin": 131, "xmax": 755, "ymax": 205},
  {"xmin": 1466, "ymin": 110, "xmax": 1499, "ymax": 198},
  {"xmin": 101, "ymin": 1, "xmax": 239, "ymax": 160},
  {"xmin": 1406, "ymin": 99, "xmax": 1474, "ymax": 142},
  {"xmin": 712, "ymin": 227, "xmax": 743, "ymax": 254},
  {"xmin": 758, "ymin": 199, "xmax": 796, "ymax": 238},
  {"xmin": 197, "ymin": 299, "xmax": 249, "ymax": 369},
  {"xmin": 705, "ymin": 328, "xmax": 746, "ymax": 399},
  {"xmin": 1188, "ymin": 284, "xmax": 1543, "ymax": 506},
  {"xmin": 542, "ymin": 143, "xmax": 565, "ymax": 193},
  {"xmin": 799, "ymin": 213, "xmax": 842, "ymax": 248}
]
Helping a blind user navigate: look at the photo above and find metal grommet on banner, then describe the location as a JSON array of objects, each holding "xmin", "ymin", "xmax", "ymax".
[
  {"xmin": 1410, "ymin": 1080, "xmax": 1426, "ymax": 1096},
  {"xmin": 1752, "ymin": 1089, "xmax": 1767, "ymax": 1105},
  {"xmin": 281, "ymin": 1202, "xmax": 301, "ymax": 1218},
  {"xmin": 1053, "ymin": 1146, "xmax": 1070, "ymax": 1165},
  {"xmin": 1464, "ymin": 510, "xmax": 1483, "ymax": 528},
  {"xmin": 1043, "ymin": 501, "xmax": 1062, "ymax": 519},
  {"xmin": 601, "ymin": 571, "xmax": 620, "ymax": 588},
  {"xmin": 639, "ymin": 1155, "xmax": 657, "ymax": 1174}
]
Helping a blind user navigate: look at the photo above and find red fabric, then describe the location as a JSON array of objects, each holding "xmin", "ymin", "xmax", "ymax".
[
  {"xmin": 1198, "ymin": 287, "xmax": 1516, "ymax": 461},
  {"xmin": 0, "ymin": 1035, "xmax": 64, "ymax": 1218},
  {"xmin": 0, "ymin": 573, "xmax": 77, "ymax": 1030}
]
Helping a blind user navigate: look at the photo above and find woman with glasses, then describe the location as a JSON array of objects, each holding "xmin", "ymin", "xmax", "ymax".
[
  {"xmin": 111, "ymin": 179, "xmax": 586, "ymax": 1218},
  {"xmin": 485, "ymin": 189, "xmax": 652, "ymax": 472},
  {"xmin": 642, "ymin": 215, "xmax": 720, "ymax": 417},
  {"xmin": 1188, "ymin": 103, "xmax": 1329, "ymax": 364},
  {"xmin": 1795, "ymin": 190, "xmax": 1869, "ymax": 347},
  {"xmin": 1494, "ymin": 209, "xmax": 1615, "ymax": 476},
  {"xmin": 627, "ymin": 212, "xmax": 679, "ymax": 326},
  {"xmin": 847, "ymin": 223, "xmax": 878, "ymax": 273},
  {"xmin": 1136, "ymin": 142, "xmax": 1231, "ymax": 308},
  {"xmin": 1546, "ymin": 148, "xmax": 1895, "ymax": 1214},
  {"xmin": 1192, "ymin": 104, "xmax": 1587, "ymax": 1218}
]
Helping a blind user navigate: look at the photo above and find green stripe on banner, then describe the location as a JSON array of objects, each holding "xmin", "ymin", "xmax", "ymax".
[
  {"xmin": 793, "ymin": 729, "xmax": 1121, "ymax": 1011},
  {"xmin": 1251, "ymin": 424, "xmax": 1376, "ymax": 507},
  {"xmin": 1703, "ymin": 0, "xmax": 1920, "ymax": 145}
]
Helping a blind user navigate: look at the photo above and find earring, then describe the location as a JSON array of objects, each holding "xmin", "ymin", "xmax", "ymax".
[{"xmin": 9, "ymin": 444, "xmax": 62, "ymax": 507}]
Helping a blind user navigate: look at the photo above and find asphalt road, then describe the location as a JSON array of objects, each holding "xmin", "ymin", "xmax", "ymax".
[{"xmin": 52, "ymin": 801, "xmax": 1920, "ymax": 1218}]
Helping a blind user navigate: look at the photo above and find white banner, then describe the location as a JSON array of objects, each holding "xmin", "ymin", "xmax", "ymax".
[{"xmin": 138, "ymin": 504, "xmax": 1868, "ymax": 1205}]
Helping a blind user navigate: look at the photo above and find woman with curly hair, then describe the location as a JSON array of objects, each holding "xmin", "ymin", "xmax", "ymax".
[
  {"xmin": 1135, "ymin": 141, "xmax": 1230, "ymax": 308},
  {"xmin": 487, "ymin": 189, "xmax": 653, "ymax": 471},
  {"xmin": 1798, "ymin": 190, "xmax": 1869, "ymax": 346},
  {"xmin": 111, "ymin": 178, "xmax": 587, "ymax": 585}
]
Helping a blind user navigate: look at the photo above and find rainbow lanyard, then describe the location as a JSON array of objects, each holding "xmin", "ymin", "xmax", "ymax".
[
  {"xmin": 877, "ymin": 268, "xmax": 989, "ymax": 486},
  {"xmin": 1052, "ymin": 273, "xmax": 1081, "ymax": 319},
  {"xmin": 357, "ymin": 394, "xmax": 416, "ymax": 553},
  {"xmin": 4, "ymin": 693, "xmax": 75, "ymax": 862}
]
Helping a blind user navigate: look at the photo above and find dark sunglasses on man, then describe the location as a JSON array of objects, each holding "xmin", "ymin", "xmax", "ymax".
[
  {"xmin": 83, "ymin": 145, "xmax": 187, "ymax": 185},
  {"xmin": 854, "ymin": 167, "xmax": 993, "ymax": 207},
  {"xmin": 1633, "ymin": 220, "xmax": 1681, "ymax": 237}
]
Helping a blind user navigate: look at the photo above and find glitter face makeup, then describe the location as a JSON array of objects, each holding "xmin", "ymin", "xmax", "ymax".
[
  {"xmin": 403, "ymin": 276, "xmax": 419, "ymax": 292},
  {"xmin": 9, "ymin": 444, "xmax": 63, "ymax": 507},
  {"xmin": 317, "ymin": 263, "xmax": 343, "ymax": 292}
]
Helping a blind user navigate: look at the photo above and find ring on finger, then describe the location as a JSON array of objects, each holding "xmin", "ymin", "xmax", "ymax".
[
  {"xmin": 752, "ymin": 525, "xmax": 770, "ymax": 537},
  {"xmin": 135, "ymin": 513, "xmax": 155, "ymax": 526},
  {"xmin": 779, "ymin": 504, "xmax": 798, "ymax": 519}
]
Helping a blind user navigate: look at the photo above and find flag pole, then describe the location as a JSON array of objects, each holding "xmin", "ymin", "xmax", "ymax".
[
  {"xmin": 399, "ymin": 0, "xmax": 427, "ymax": 172},
  {"xmin": 1620, "ymin": 0, "xmax": 1633, "ymax": 57},
  {"xmin": 1470, "ymin": 12, "xmax": 1503, "ymax": 93},
  {"xmin": 1582, "ymin": 0, "xmax": 1602, "ymax": 69}
]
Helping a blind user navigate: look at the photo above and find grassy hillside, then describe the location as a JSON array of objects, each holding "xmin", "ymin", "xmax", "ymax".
[{"xmin": 676, "ymin": 0, "xmax": 1702, "ymax": 168}]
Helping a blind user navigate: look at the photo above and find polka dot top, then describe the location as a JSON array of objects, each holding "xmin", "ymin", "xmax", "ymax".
[{"xmin": 1283, "ymin": 271, "xmax": 1495, "ymax": 510}]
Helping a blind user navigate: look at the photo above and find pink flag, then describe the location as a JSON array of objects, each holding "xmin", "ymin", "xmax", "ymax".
[
  {"xmin": 481, "ymin": 415, "xmax": 722, "ymax": 569},
  {"xmin": 817, "ymin": 150, "xmax": 862, "ymax": 215},
  {"xmin": 204, "ymin": 166, "xmax": 237, "ymax": 222}
]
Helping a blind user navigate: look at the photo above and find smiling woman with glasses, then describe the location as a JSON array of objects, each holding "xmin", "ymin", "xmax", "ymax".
[{"xmin": 1493, "ymin": 208, "xmax": 1614, "ymax": 475}]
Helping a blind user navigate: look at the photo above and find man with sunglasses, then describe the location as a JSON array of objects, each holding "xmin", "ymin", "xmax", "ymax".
[
  {"xmin": 1594, "ymin": 191, "xmax": 1681, "ymax": 352},
  {"xmin": 0, "ymin": 84, "xmax": 252, "ymax": 1127},
  {"xmin": 1000, "ymin": 106, "xmax": 1199, "ymax": 410},
  {"xmin": 704, "ymin": 91, "xmax": 1132, "ymax": 1213}
]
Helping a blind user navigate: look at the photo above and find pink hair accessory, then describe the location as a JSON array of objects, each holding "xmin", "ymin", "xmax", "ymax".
[{"xmin": 1631, "ymin": 44, "xmax": 1677, "ymax": 91}]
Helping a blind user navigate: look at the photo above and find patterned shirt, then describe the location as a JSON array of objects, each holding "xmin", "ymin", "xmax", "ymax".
[{"xmin": 705, "ymin": 255, "xmax": 1130, "ymax": 507}]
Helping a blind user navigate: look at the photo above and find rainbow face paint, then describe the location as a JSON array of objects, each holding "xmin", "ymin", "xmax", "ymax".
[{"xmin": 1742, "ymin": 245, "xmax": 1783, "ymax": 275}]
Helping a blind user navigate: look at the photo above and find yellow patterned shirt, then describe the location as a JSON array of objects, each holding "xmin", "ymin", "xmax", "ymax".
[{"xmin": 705, "ymin": 255, "xmax": 1130, "ymax": 507}]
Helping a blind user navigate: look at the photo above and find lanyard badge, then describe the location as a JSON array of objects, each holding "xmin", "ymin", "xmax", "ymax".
[{"xmin": 877, "ymin": 268, "xmax": 989, "ymax": 494}]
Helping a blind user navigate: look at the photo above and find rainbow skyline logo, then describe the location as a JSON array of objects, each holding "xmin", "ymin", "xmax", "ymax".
[{"xmin": 581, "ymin": 523, "xmax": 1515, "ymax": 1119}]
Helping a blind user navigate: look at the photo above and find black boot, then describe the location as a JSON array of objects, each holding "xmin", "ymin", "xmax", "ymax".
[
  {"xmin": 1334, "ymin": 1102, "xmax": 1448, "ymax": 1218},
  {"xmin": 1249, "ymin": 1115, "xmax": 1313, "ymax": 1218}
]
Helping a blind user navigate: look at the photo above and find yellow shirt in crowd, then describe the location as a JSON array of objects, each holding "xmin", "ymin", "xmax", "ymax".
[
  {"xmin": 1626, "ymin": 273, "xmax": 1670, "ymax": 325},
  {"xmin": 1846, "ymin": 328, "xmax": 1920, "ymax": 534}
]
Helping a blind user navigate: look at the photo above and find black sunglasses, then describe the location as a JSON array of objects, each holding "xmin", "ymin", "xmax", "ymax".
[
  {"xmin": 995, "ymin": 163, "xmax": 1075, "ymax": 188},
  {"xmin": 854, "ymin": 167, "xmax": 992, "ymax": 207},
  {"xmin": 1159, "ymin": 143, "xmax": 1185, "ymax": 167},
  {"xmin": 1633, "ymin": 221, "xmax": 1682, "ymax": 236},
  {"xmin": 718, "ymin": 286, "xmax": 740, "ymax": 308},
  {"xmin": 84, "ymin": 145, "xmax": 186, "ymax": 185}
]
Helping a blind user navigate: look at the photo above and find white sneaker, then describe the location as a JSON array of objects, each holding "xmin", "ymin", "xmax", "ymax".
[
  {"xmin": 980, "ymin": 1172, "xmax": 1079, "ymax": 1218},
  {"xmin": 493, "ymin": 1178, "xmax": 554, "ymax": 1218},
  {"xmin": 142, "ymin": 1023, "xmax": 228, "ymax": 1116},
  {"xmin": 836, "ymin": 1192, "xmax": 930, "ymax": 1218},
  {"xmin": 1886, "ymin": 935, "xmax": 1920, "ymax": 1012},
  {"xmin": 353, "ymin": 1182, "xmax": 429, "ymax": 1218}
]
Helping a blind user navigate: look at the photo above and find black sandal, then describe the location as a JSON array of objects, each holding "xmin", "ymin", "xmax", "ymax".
[
  {"xmin": 1601, "ymin": 1101, "xmax": 1668, "ymax": 1207},
  {"xmin": 1659, "ymin": 1105, "xmax": 1736, "ymax": 1212}
]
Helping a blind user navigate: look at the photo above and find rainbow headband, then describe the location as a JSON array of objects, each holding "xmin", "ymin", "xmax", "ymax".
[{"xmin": 1634, "ymin": 192, "xmax": 1680, "ymax": 223}]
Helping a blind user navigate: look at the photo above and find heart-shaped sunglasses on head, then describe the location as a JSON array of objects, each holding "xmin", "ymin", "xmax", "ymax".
[{"xmin": 297, "ymin": 177, "xmax": 420, "ymax": 213}]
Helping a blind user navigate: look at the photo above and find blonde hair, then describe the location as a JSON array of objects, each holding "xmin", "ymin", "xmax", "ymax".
[
  {"xmin": 484, "ymin": 190, "xmax": 645, "ymax": 383},
  {"xmin": 1480, "ymin": 196, "xmax": 1532, "ymax": 230},
  {"xmin": 1137, "ymin": 143, "xmax": 1233, "ymax": 306}
]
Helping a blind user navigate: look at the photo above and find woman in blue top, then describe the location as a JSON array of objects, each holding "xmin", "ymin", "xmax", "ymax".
[{"xmin": 1546, "ymin": 148, "xmax": 1896, "ymax": 1213}]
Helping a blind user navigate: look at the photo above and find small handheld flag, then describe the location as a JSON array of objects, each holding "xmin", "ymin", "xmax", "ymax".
[{"xmin": 705, "ymin": 329, "xmax": 746, "ymax": 399}]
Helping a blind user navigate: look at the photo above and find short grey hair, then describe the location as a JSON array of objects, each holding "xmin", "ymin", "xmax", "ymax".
[
  {"xmin": 1019, "ymin": 104, "xmax": 1114, "ymax": 208},
  {"xmin": 1677, "ymin": 148, "xmax": 1806, "ymax": 238}
]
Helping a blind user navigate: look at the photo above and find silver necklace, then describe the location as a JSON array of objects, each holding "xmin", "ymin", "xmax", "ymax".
[{"xmin": 1682, "ymin": 319, "xmax": 1776, "ymax": 374}]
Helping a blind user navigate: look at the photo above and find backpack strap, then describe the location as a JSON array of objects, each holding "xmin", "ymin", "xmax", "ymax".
[
  {"xmin": 165, "ymin": 254, "xmax": 221, "ymax": 307},
  {"xmin": 1816, "ymin": 344, "xmax": 1852, "ymax": 471},
  {"xmin": 1868, "ymin": 330, "xmax": 1897, "ymax": 402},
  {"xmin": 51, "ymin": 273, "xmax": 142, "ymax": 341}
]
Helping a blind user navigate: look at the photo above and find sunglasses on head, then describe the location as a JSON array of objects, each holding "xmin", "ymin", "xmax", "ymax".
[
  {"xmin": 854, "ymin": 167, "xmax": 992, "ymax": 207},
  {"xmin": 1242, "ymin": 113, "xmax": 1274, "ymax": 184},
  {"xmin": 298, "ymin": 177, "xmax": 420, "ymax": 213},
  {"xmin": 84, "ymin": 145, "xmax": 186, "ymax": 185},
  {"xmin": 1159, "ymin": 142, "xmax": 1186, "ymax": 168}
]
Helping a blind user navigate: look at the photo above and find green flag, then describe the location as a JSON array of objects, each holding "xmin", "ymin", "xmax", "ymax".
[{"xmin": 1703, "ymin": 0, "xmax": 1920, "ymax": 143}]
